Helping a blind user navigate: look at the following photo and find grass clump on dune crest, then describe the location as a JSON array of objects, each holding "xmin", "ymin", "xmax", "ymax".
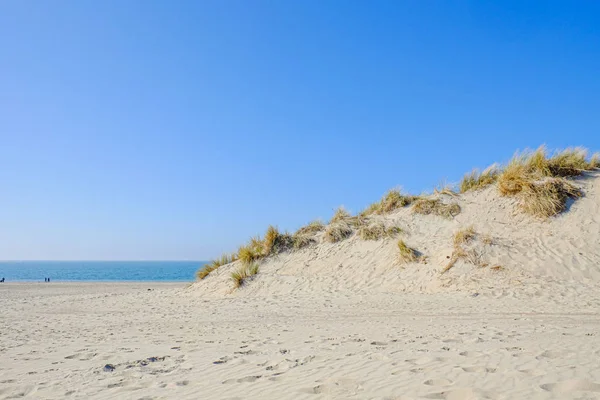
[
  {"xmin": 196, "ymin": 253, "xmax": 238, "ymax": 280},
  {"xmin": 324, "ymin": 221, "xmax": 353, "ymax": 243},
  {"xmin": 330, "ymin": 206, "xmax": 352, "ymax": 224},
  {"xmin": 238, "ymin": 236, "xmax": 266, "ymax": 264},
  {"xmin": 412, "ymin": 198, "xmax": 461, "ymax": 219},
  {"xmin": 397, "ymin": 239, "xmax": 419, "ymax": 264},
  {"xmin": 591, "ymin": 153, "xmax": 600, "ymax": 169},
  {"xmin": 518, "ymin": 178, "xmax": 582, "ymax": 218},
  {"xmin": 238, "ymin": 226, "xmax": 293, "ymax": 265},
  {"xmin": 460, "ymin": 165, "xmax": 499, "ymax": 193},
  {"xmin": 292, "ymin": 220, "xmax": 323, "ymax": 250},
  {"xmin": 497, "ymin": 146, "xmax": 595, "ymax": 218},
  {"xmin": 263, "ymin": 225, "xmax": 293, "ymax": 255},
  {"xmin": 359, "ymin": 222, "xmax": 402, "ymax": 240},
  {"xmin": 295, "ymin": 220, "xmax": 325, "ymax": 236},
  {"xmin": 361, "ymin": 190, "xmax": 418, "ymax": 216},
  {"xmin": 231, "ymin": 263, "xmax": 259, "ymax": 288},
  {"xmin": 292, "ymin": 233, "xmax": 317, "ymax": 249}
]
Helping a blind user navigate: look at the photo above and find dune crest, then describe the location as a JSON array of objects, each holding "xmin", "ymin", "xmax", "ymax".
[{"xmin": 192, "ymin": 147, "xmax": 600, "ymax": 298}]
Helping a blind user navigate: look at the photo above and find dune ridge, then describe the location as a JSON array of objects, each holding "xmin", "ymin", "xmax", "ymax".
[{"xmin": 192, "ymin": 146, "xmax": 600, "ymax": 297}]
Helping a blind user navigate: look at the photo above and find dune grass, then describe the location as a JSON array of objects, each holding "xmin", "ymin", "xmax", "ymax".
[
  {"xmin": 443, "ymin": 226, "xmax": 492, "ymax": 274},
  {"xmin": 358, "ymin": 222, "xmax": 402, "ymax": 240},
  {"xmin": 460, "ymin": 166, "xmax": 499, "ymax": 193},
  {"xmin": 324, "ymin": 221, "xmax": 353, "ymax": 243},
  {"xmin": 497, "ymin": 146, "xmax": 595, "ymax": 218},
  {"xmin": 592, "ymin": 153, "xmax": 600, "ymax": 169},
  {"xmin": 196, "ymin": 253, "xmax": 238, "ymax": 280},
  {"xmin": 361, "ymin": 190, "xmax": 418, "ymax": 216},
  {"xmin": 330, "ymin": 206, "xmax": 352, "ymax": 224},
  {"xmin": 412, "ymin": 198, "xmax": 461, "ymax": 219},
  {"xmin": 397, "ymin": 239, "xmax": 419, "ymax": 263},
  {"xmin": 263, "ymin": 225, "xmax": 293, "ymax": 255},
  {"xmin": 453, "ymin": 225, "xmax": 476, "ymax": 247},
  {"xmin": 292, "ymin": 233, "xmax": 317, "ymax": 249},
  {"xmin": 295, "ymin": 220, "xmax": 325, "ymax": 236},
  {"xmin": 231, "ymin": 263, "xmax": 260, "ymax": 288}
]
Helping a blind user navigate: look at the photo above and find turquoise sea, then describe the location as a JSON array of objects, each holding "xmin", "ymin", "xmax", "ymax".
[{"xmin": 0, "ymin": 261, "xmax": 208, "ymax": 282}]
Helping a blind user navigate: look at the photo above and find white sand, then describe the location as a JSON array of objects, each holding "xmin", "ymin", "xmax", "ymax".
[
  {"xmin": 2, "ymin": 282, "xmax": 600, "ymax": 399},
  {"xmin": 2, "ymin": 172, "xmax": 600, "ymax": 399}
]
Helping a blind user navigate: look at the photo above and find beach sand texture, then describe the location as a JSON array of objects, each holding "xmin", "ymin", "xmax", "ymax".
[{"xmin": 2, "ymin": 171, "xmax": 600, "ymax": 399}]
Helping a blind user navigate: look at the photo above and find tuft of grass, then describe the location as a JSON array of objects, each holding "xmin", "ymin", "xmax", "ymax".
[
  {"xmin": 443, "ymin": 227, "xmax": 491, "ymax": 274},
  {"xmin": 361, "ymin": 190, "xmax": 418, "ymax": 216},
  {"xmin": 231, "ymin": 263, "xmax": 259, "ymax": 288},
  {"xmin": 378, "ymin": 190, "xmax": 417, "ymax": 213},
  {"xmin": 497, "ymin": 146, "xmax": 594, "ymax": 218},
  {"xmin": 196, "ymin": 253, "xmax": 238, "ymax": 280},
  {"xmin": 453, "ymin": 226, "xmax": 476, "ymax": 247},
  {"xmin": 547, "ymin": 147, "xmax": 593, "ymax": 177},
  {"xmin": 330, "ymin": 206, "xmax": 352, "ymax": 224},
  {"xmin": 295, "ymin": 220, "xmax": 325, "ymax": 236},
  {"xmin": 397, "ymin": 239, "xmax": 419, "ymax": 263},
  {"xmin": 324, "ymin": 221, "xmax": 353, "ymax": 243},
  {"xmin": 517, "ymin": 178, "xmax": 582, "ymax": 218},
  {"xmin": 263, "ymin": 225, "xmax": 293, "ymax": 255},
  {"xmin": 591, "ymin": 153, "xmax": 600, "ymax": 169},
  {"xmin": 358, "ymin": 223, "xmax": 402, "ymax": 240},
  {"xmin": 360, "ymin": 202, "xmax": 381, "ymax": 216},
  {"xmin": 460, "ymin": 165, "xmax": 499, "ymax": 193},
  {"xmin": 412, "ymin": 198, "xmax": 461, "ymax": 219},
  {"xmin": 434, "ymin": 184, "xmax": 458, "ymax": 196},
  {"xmin": 292, "ymin": 233, "xmax": 317, "ymax": 249},
  {"xmin": 238, "ymin": 236, "xmax": 265, "ymax": 264}
]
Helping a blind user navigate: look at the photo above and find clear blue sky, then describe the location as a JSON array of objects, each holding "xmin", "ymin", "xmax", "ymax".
[{"xmin": 1, "ymin": 1, "xmax": 599, "ymax": 261}]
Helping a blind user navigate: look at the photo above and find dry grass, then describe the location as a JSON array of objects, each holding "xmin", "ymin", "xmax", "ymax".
[
  {"xmin": 443, "ymin": 227, "xmax": 491, "ymax": 273},
  {"xmin": 412, "ymin": 198, "xmax": 461, "ymax": 219},
  {"xmin": 330, "ymin": 206, "xmax": 352, "ymax": 224},
  {"xmin": 324, "ymin": 221, "xmax": 353, "ymax": 243},
  {"xmin": 591, "ymin": 153, "xmax": 600, "ymax": 169},
  {"xmin": 460, "ymin": 165, "xmax": 499, "ymax": 193},
  {"xmin": 397, "ymin": 239, "xmax": 419, "ymax": 263},
  {"xmin": 358, "ymin": 223, "xmax": 402, "ymax": 240},
  {"xmin": 361, "ymin": 190, "xmax": 418, "ymax": 216},
  {"xmin": 496, "ymin": 146, "xmax": 592, "ymax": 218},
  {"xmin": 517, "ymin": 178, "xmax": 582, "ymax": 218},
  {"xmin": 295, "ymin": 220, "xmax": 325, "ymax": 236},
  {"xmin": 238, "ymin": 236, "xmax": 266, "ymax": 264},
  {"xmin": 292, "ymin": 233, "xmax": 317, "ymax": 249},
  {"xmin": 453, "ymin": 225, "xmax": 476, "ymax": 247},
  {"xmin": 231, "ymin": 263, "xmax": 259, "ymax": 288},
  {"xmin": 196, "ymin": 253, "xmax": 238, "ymax": 280},
  {"xmin": 263, "ymin": 225, "xmax": 293, "ymax": 255},
  {"xmin": 434, "ymin": 184, "xmax": 458, "ymax": 196}
]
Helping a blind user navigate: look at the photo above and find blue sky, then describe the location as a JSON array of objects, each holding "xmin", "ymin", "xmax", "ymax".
[{"xmin": 1, "ymin": 1, "xmax": 599, "ymax": 260}]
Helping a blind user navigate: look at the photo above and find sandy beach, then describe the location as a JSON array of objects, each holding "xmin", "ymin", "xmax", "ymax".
[{"xmin": 2, "ymin": 281, "xmax": 600, "ymax": 399}]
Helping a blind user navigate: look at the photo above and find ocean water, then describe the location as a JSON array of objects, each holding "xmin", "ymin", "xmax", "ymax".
[{"xmin": 0, "ymin": 261, "xmax": 208, "ymax": 282}]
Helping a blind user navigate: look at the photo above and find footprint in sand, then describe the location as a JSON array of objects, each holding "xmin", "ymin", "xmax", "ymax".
[
  {"xmin": 424, "ymin": 378, "xmax": 453, "ymax": 386},
  {"xmin": 540, "ymin": 379, "xmax": 600, "ymax": 393},
  {"xmin": 461, "ymin": 366, "xmax": 496, "ymax": 373}
]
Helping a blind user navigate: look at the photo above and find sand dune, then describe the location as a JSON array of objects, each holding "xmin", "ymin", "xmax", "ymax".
[
  {"xmin": 193, "ymin": 171, "xmax": 600, "ymax": 298},
  {"xmin": 2, "ymin": 169, "xmax": 600, "ymax": 399}
]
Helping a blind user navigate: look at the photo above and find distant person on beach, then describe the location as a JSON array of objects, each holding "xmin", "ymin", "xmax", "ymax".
[{"xmin": 0, "ymin": 277, "xmax": 4, "ymax": 283}]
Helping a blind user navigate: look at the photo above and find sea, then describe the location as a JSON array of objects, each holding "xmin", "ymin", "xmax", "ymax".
[{"xmin": 0, "ymin": 261, "xmax": 208, "ymax": 282}]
